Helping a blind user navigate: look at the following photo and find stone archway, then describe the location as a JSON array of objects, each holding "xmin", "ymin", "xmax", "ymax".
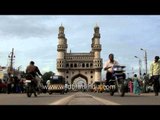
[
  {"xmin": 71, "ymin": 74, "xmax": 88, "ymax": 84},
  {"xmin": 71, "ymin": 74, "xmax": 88, "ymax": 90}
]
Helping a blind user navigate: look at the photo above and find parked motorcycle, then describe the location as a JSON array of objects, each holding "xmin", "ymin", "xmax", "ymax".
[{"xmin": 108, "ymin": 65, "xmax": 127, "ymax": 97}]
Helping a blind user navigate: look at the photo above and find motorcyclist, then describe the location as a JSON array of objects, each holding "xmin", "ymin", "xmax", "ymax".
[
  {"xmin": 26, "ymin": 61, "xmax": 42, "ymax": 90},
  {"xmin": 104, "ymin": 53, "xmax": 119, "ymax": 85}
]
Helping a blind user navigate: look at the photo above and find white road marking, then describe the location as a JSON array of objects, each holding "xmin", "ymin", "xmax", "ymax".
[
  {"xmin": 92, "ymin": 96, "xmax": 120, "ymax": 105},
  {"xmin": 49, "ymin": 94, "xmax": 76, "ymax": 105},
  {"xmin": 49, "ymin": 92, "xmax": 120, "ymax": 105}
]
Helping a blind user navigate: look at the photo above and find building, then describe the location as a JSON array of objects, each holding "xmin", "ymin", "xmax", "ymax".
[
  {"xmin": 0, "ymin": 66, "xmax": 8, "ymax": 81},
  {"xmin": 56, "ymin": 25, "xmax": 103, "ymax": 87}
]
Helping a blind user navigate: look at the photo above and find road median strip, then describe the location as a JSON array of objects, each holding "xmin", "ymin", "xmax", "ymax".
[
  {"xmin": 49, "ymin": 92, "xmax": 120, "ymax": 105},
  {"xmin": 49, "ymin": 93, "xmax": 76, "ymax": 105},
  {"xmin": 92, "ymin": 96, "xmax": 120, "ymax": 105}
]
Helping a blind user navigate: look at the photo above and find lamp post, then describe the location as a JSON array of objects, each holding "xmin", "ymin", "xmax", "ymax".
[
  {"xmin": 18, "ymin": 65, "xmax": 22, "ymax": 72},
  {"xmin": 127, "ymin": 73, "xmax": 129, "ymax": 78},
  {"xmin": 134, "ymin": 56, "xmax": 142, "ymax": 77},
  {"xmin": 140, "ymin": 48, "xmax": 147, "ymax": 75}
]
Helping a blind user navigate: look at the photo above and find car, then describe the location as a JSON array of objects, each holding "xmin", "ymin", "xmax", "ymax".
[{"xmin": 47, "ymin": 75, "xmax": 65, "ymax": 94}]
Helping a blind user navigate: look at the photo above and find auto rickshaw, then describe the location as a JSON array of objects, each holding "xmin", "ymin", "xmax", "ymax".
[
  {"xmin": 47, "ymin": 75, "xmax": 65, "ymax": 94},
  {"xmin": 93, "ymin": 81, "xmax": 106, "ymax": 93}
]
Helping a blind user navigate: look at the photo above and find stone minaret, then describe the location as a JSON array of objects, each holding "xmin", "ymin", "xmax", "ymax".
[
  {"xmin": 92, "ymin": 25, "xmax": 103, "ymax": 82},
  {"xmin": 57, "ymin": 25, "xmax": 68, "ymax": 76}
]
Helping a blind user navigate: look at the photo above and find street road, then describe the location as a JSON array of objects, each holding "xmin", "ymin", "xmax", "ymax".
[{"xmin": 0, "ymin": 92, "xmax": 159, "ymax": 105}]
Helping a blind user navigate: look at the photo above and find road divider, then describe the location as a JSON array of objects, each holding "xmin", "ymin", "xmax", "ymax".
[
  {"xmin": 92, "ymin": 96, "xmax": 120, "ymax": 105},
  {"xmin": 49, "ymin": 94, "xmax": 76, "ymax": 105}
]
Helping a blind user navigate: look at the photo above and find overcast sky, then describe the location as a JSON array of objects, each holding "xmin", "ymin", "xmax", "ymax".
[{"xmin": 0, "ymin": 15, "xmax": 159, "ymax": 78}]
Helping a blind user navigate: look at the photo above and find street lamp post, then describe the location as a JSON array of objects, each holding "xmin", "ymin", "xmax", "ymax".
[
  {"xmin": 127, "ymin": 73, "xmax": 129, "ymax": 78},
  {"xmin": 140, "ymin": 48, "xmax": 147, "ymax": 75},
  {"xmin": 18, "ymin": 65, "xmax": 22, "ymax": 72},
  {"xmin": 134, "ymin": 56, "xmax": 142, "ymax": 77}
]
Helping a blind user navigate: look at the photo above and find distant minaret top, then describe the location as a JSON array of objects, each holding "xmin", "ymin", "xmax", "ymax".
[
  {"xmin": 94, "ymin": 24, "xmax": 99, "ymax": 33},
  {"xmin": 95, "ymin": 23, "xmax": 98, "ymax": 27},
  {"xmin": 59, "ymin": 24, "xmax": 64, "ymax": 34}
]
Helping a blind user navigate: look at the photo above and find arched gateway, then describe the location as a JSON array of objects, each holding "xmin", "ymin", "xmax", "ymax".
[{"xmin": 56, "ymin": 25, "xmax": 103, "ymax": 89}]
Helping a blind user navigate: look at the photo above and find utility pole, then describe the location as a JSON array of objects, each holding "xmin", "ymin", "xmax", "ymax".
[
  {"xmin": 132, "ymin": 67, "xmax": 134, "ymax": 77},
  {"xmin": 145, "ymin": 50, "xmax": 147, "ymax": 74},
  {"xmin": 127, "ymin": 73, "xmax": 129, "ymax": 78},
  {"xmin": 8, "ymin": 48, "xmax": 15, "ymax": 75}
]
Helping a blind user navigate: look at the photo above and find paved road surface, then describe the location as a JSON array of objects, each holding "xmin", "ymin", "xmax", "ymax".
[{"xmin": 0, "ymin": 92, "xmax": 159, "ymax": 105}]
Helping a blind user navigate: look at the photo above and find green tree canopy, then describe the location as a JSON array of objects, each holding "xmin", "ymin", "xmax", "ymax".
[{"xmin": 42, "ymin": 71, "xmax": 55, "ymax": 83}]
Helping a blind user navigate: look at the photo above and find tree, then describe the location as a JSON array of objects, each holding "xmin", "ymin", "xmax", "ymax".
[{"xmin": 42, "ymin": 71, "xmax": 55, "ymax": 83}]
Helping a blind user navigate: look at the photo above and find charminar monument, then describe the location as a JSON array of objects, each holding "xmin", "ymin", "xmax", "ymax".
[{"xmin": 56, "ymin": 25, "xmax": 103, "ymax": 87}]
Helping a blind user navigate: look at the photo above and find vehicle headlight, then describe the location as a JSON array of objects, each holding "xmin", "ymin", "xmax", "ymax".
[
  {"xmin": 113, "ymin": 68, "xmax": 118, "ymax": 71},
  {"xmin": 113, "ymin": 66, "xmax": 124, "ymax": 71}
]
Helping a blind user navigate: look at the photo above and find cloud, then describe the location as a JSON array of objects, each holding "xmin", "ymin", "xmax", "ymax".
[
  {"xmin": 0, "ymin": 16, "xmax": 59, "ymax": 40},
  {"xmin": 0, "ymin": 15, "xmax": 160, "ymax": 76}
]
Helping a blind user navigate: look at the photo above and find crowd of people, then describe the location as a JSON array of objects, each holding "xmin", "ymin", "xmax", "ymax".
[
  {"xmin": 0, "ymin": 76, "xmax": 26, "ymax": 93},
  {"xmin": 0, "ymin": 61, "xmax": 45, "ymax": 94}
]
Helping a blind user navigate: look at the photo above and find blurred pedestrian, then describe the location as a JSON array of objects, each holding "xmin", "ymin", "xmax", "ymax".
[
  {"xmin": 150, "ymin": 56, "xmax": 160, "ymax": 96},
  {"xmin": 128, "ymin": 79, "xmax": 133, "ymax": 93},
  {"xmin": 133, "ymin": 74, "xmax": 141, "ymax": 95}
]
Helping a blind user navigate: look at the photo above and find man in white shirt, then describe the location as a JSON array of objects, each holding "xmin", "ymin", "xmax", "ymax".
[
  {"xmin": 46, "ymin": 80, "xmax": 50, "ymax": 88},
  {"xmin": 104, "ymin": 53, "xmax": 119, "ymax": 85},
  {"xmin": 65, "ymin": 82, "xmax": 68, "ymax": 93}
]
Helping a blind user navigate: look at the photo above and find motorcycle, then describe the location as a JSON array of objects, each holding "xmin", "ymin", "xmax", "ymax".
[
  {"xmin": 143, "ymin": 76, "xmax": 154, "ymax": 93},
  {"xmin": 35, "ymin": 75, "xmax": 47, "ymax": 94},
  {"xmin": 108, "ymin": 65, "xmax": 127, "ymax": 97},
  {"xmin": 25, "ymin": 74, "xmax": 38, "ymax": 97}
]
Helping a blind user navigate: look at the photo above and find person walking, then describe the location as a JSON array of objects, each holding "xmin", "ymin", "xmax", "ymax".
[
  {"xmin": 128, "ymin": 79, "xmax": 133, "ymax": 93},
  {"xmin": 150, "ymin": 56, "xmax": 160, "ymax": 96},
  {"xmin": 133, "ymin": 74, "xmax": 141, "ymax": 95}
]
